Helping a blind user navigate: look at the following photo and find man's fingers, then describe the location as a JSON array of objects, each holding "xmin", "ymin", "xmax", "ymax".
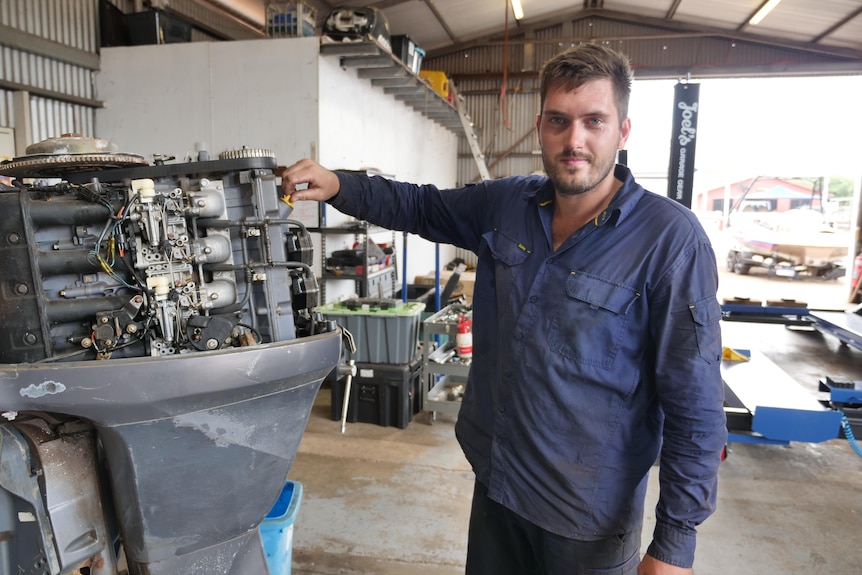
[
  {"xmin": 281, "ymin": 159, "xmax": 315, "ymax": 199},
  {"xmin": 280, "ymin": 158, "xmax": 339, "ymax": 202}
]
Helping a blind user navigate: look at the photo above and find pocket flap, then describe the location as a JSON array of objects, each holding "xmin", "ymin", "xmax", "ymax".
[
  {"xmin": 565, "ymin": 272, "xmax": 639, "ymax": 315},
  {"xmin": 689, "ymin": 298, "xmax": 722, "ymax": 326},
  {"xmin": 484, "ymin": 230, "xmax": 530, "ymax": 266}
]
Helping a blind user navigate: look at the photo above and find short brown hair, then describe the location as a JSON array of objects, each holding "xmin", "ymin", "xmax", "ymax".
[{"xmin": 539, "ymin": 43, "xmax": 633, "ymax": 123}]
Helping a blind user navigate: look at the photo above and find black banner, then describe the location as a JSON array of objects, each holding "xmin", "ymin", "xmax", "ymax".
[{"xmin": 667, "ymin": 82, "xmax": 700, "ymax": 208}]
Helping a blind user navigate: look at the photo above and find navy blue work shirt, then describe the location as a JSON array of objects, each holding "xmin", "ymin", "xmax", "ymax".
[{"xmin": 330, "ymin": 165, "xmax": 727, "ymax": 568}]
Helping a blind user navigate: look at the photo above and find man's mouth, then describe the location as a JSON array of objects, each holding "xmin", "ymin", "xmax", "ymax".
[{"xmin": 559, "ymin": 154, "xmax": 590, "ymax": 167}]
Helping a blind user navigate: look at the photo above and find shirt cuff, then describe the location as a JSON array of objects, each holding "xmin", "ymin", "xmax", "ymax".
[
  {"xmin": 646, "ymin": 521, "xmax": 696, "ymax": 568},
  {"xmin": 329, "ymin": 171, "xmax": 358, "ymax": 208}
]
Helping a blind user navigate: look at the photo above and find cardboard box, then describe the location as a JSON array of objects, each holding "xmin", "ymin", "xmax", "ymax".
[{"xmin": 414, "ymin": 270, "xmax": 475, "ymax": 302}]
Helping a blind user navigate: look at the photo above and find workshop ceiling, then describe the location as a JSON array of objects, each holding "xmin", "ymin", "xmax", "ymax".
[{"xmin": 211, "ymin": 0, "xmax": 862, "ymax": 68}]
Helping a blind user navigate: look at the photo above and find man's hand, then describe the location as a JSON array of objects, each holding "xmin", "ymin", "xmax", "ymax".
[
  {"xmin": 638, "ymin": 554, "xmax": 693, "ymax": 575},
  {"xmin": 280, "ymin": 159, "xmax": 341, "ymax": 203}
]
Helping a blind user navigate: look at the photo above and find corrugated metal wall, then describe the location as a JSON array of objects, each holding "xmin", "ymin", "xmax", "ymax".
[
  {"xmin": 0, "ymin": 0, "xmax": 99, "ymax": 149},
  {"xmin": 438, "ymin": 42, "xmax": 543, "ymax": 186},
  {"xmin": 0, "ymin": 0, "xmax": 238, "ymax": 153},
  {"xmin": 1, "ymin": 0, "xmax": 97, "ymax": 50}
]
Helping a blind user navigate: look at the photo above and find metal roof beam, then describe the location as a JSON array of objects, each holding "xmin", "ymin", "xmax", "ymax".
[
  {"xmin": 425, "ymin": 8, "xmax": 862, "ymax": 62},
  {"xmin": 665, "ymin": 0, "xmax": 684, "ymax": 21},
  {"xmin": 422, "ymin": 0, "xmax": 459, "ymax": 44},
  {"xmin": 811, "ymin": 5, "xmax": 862, "ymax": 44},
  {"xmin": 0, "ymin": 24, "xmax": 99, "ymax": 70}
]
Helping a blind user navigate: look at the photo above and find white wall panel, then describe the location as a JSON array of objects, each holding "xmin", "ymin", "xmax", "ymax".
[
  {"xmin": 96, "ymin": 42, "xmax": 214, "ymax": 158},
  {"xmin": 97, "ymin": 38, "xmax": 319, "ymax": 163}
]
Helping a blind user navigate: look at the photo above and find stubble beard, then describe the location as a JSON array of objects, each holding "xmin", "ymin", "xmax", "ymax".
[{"xmin": 543, "ymin": 149, "xmax": 617, "ymax": 197}]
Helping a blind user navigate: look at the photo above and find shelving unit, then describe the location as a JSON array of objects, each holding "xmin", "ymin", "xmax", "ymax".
[
  {"xmin": 313, "ymin": 203, "xmax": 397, "ymax": 302},
  {"xmin": 422, "ymin": 304, "xmax": 471, "ymax": 417}
]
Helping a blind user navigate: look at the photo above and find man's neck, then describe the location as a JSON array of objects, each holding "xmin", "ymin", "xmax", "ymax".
[{"xmin": 551, "ymin": 178, "xmax": 621, "ymax": 250}]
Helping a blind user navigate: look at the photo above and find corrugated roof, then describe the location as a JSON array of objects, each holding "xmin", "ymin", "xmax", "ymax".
[{"xmin": 213, "ymin": 0, "xmax": 862, "ymax": 68}]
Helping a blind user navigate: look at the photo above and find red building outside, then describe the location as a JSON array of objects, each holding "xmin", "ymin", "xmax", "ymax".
[{"xmin": 700, "ymin": 177, "xmax": 824, "ymax": 215}]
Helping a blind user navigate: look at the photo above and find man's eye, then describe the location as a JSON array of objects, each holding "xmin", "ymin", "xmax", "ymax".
[
  {"xmin": 589, "ymin": 118, "xmax": 604, "ymax": 126},
  {"xmin": 547, "ymin": 116, "xmax": 566, "ymax": 126}
]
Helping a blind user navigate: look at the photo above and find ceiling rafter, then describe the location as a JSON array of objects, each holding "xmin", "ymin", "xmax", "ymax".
[
  {"xmin": 812, "ymin": 4, "xmax": 862, "ymax": 44},
  {"xmin": 425, "ymin": 7, "xmax": 862, "ymax": 63},
  {"xmin": 422, "ymin": 0, "xmax": 459, "ymax": 44},
  {"xmin": 737, "ymin": 0, "xmax": 770, "ymax": 33},
  {"xmin": 665, "ymin": 0, "xmax": 683, "ymax": 21}
]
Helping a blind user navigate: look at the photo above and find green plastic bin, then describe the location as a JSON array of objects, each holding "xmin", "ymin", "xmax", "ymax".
[{"xmin": 316, "ymin": 300, "xmax": 425, "ymax": 364}]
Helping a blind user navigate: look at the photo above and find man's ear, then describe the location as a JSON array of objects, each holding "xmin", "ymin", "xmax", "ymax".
[{"xmin": 619, "ymin": 117, "xmax": 631, "ymax": 149}]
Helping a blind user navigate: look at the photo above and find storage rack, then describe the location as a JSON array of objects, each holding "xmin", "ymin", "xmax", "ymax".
[
  {"xmin": 422, "ymin": 304, "xmax": 471, "ymax": 418},
  {"xmin": 313, "ymin": 203, "xmax": 397, "ymax": 303}
]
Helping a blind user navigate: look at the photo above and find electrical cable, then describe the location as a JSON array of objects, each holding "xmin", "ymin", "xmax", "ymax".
[{"xmin": 500, "ymin": 0, "xmax": 512, "ymax": 130}]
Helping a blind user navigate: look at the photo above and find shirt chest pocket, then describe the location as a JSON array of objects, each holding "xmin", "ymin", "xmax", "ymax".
[
  {"xmin": 484, "ymin": 230, "xmax": 530, "ymax": 304},
  {"xmin": 547, "ymin": 272, "xmax": 640, "ymax": 369}
]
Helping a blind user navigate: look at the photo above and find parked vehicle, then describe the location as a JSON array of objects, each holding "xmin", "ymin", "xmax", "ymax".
[{"xmin": 727, "ymin": 208, "xmax": 849, "ymax": 279}]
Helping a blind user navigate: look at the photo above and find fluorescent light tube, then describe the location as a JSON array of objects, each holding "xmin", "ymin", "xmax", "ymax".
[
  {"xmin": 511, "ymin": 0, "xmax": 524, "ymax": 21},
  {"xmin": 749, "ymin": 0, "xmax": 782, "ymax": 25}
]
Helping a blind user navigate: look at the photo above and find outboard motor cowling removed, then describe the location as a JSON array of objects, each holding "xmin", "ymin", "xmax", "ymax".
[{"xmin": 0, "ymin": 139, "xmax": 340, "ymax": 575}]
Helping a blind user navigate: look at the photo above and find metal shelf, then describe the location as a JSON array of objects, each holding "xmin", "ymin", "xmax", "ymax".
[
  {"xmin": 317, "ymin": 201, "xmax": 397, "ymax": 302},
  {"xmin": 320, "ymin": 38, "xmax": 463, "ymax": 132},
  {"xmin": 323, "ymin": 264, "xmax": 396, "ymax": 281},
  {"xmin": 422, "ymin": 304, "xmax": 471, "ymax": 416}
]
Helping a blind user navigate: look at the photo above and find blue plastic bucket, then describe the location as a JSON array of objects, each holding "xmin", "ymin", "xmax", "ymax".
[{"xmin": 260, "ymin": 480, "xmax": 303, "ymax": 575}]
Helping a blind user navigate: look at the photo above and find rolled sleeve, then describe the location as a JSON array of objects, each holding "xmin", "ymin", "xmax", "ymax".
[{"xmin": 647, "ymin": 522, "xmax": 697, "ymax": 568}]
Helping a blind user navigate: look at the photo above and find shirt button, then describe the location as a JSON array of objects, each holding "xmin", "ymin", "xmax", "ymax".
[
  {"xmin": 514, "ymin": 332, "xmax": 523, "ymax": 341},
  {"xmin": 529, "ymin": 296, "xmax": 538, "ymax": 303},
  {"xmin": 498, "ymin": 406, "xmax": 506, "ymax": 414}
]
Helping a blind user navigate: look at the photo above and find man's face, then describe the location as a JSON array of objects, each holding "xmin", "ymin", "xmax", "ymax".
[{"xmin": 536, "ymin": 78, "xmax": 631, "ymax": 197}]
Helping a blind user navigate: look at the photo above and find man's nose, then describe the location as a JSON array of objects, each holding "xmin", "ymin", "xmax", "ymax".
[{"xmin": 564, "ymin": 122, "xmax": 585, "ymax": 150}]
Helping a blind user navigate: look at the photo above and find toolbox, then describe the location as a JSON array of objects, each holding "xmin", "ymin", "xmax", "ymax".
[{"xmin": 330, "ymin": 354, "xmax": 422, "ymax": 428}]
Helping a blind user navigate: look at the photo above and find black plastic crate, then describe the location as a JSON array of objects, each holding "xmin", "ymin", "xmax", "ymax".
[
  {"xmin": 330, "ymin": 355, "xmax": 422, "ymax": 428},
  {"xmin": 126, "ymin": 10, "xmax": 191, "ymax": 45},
  {"xmin": 390, "ymin": 35, "xmax": 425, "ymax": 74}
]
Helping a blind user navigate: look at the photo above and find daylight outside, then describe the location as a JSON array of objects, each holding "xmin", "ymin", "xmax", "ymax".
[{"xmin": 626, "ymin": 75, "xmax": 862, "ymax": 311}]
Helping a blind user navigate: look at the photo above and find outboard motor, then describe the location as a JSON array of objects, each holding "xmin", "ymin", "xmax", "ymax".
[
  {"xmin": 0, "ymin": 136, "xmax": 340, "ymax": 575},
  {"xmin": 323, "ymin": 5, "xmax": 391, "ymax": 50}
]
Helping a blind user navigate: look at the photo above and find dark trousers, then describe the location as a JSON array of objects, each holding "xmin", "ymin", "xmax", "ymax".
[{"xmin": 465, "ymin": 480, "xmax": 641, "ymax": 575}]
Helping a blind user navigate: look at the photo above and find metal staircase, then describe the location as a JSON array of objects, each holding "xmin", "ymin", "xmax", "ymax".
[{"xmin": 319, "ymin": 38, "xmax": 490, "ymax": 181}]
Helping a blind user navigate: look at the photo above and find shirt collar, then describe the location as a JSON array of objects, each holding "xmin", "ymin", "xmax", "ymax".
[
  {"xmin": 533, "ymin": 164, "xmax": 645, "ymax": 228},
  {"xmin": 607, "ymin": 164, "xmax": 644, "ymax": 227}
]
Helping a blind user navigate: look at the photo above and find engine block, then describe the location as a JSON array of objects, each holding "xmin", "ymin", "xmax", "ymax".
[{"xmin": 0, "ymin": 149, "xmax": 322, "ymax": 363}]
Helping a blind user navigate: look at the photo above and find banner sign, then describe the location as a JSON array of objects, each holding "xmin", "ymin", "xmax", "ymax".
[{"xmin": 667, "ymin": 82, "xmax": 700, "ymax": 208}]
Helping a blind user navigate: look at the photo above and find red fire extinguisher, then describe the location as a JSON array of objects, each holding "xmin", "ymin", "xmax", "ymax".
[
  {"xmin": 853, "ymin": 253, "xmax": 862, "ymax": 290},
  {"xmin": 456, "ymin": 314, "xmax": 473, "ymax": 359}
]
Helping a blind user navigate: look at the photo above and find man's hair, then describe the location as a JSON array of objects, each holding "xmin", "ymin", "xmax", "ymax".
[{"xmin": 539, "ymin": 43, "xmax": 633, "ymax": 123}]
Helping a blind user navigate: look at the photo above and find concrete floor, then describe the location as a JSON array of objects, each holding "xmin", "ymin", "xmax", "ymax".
[{"xmin": 287, "ymin": 268, "xmax": 862, "ymax": 575}]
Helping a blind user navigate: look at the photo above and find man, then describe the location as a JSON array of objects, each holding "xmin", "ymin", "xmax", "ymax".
[{"xmin": 284, "ymin": 44, "xmax": 726, "ymax": 575}]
